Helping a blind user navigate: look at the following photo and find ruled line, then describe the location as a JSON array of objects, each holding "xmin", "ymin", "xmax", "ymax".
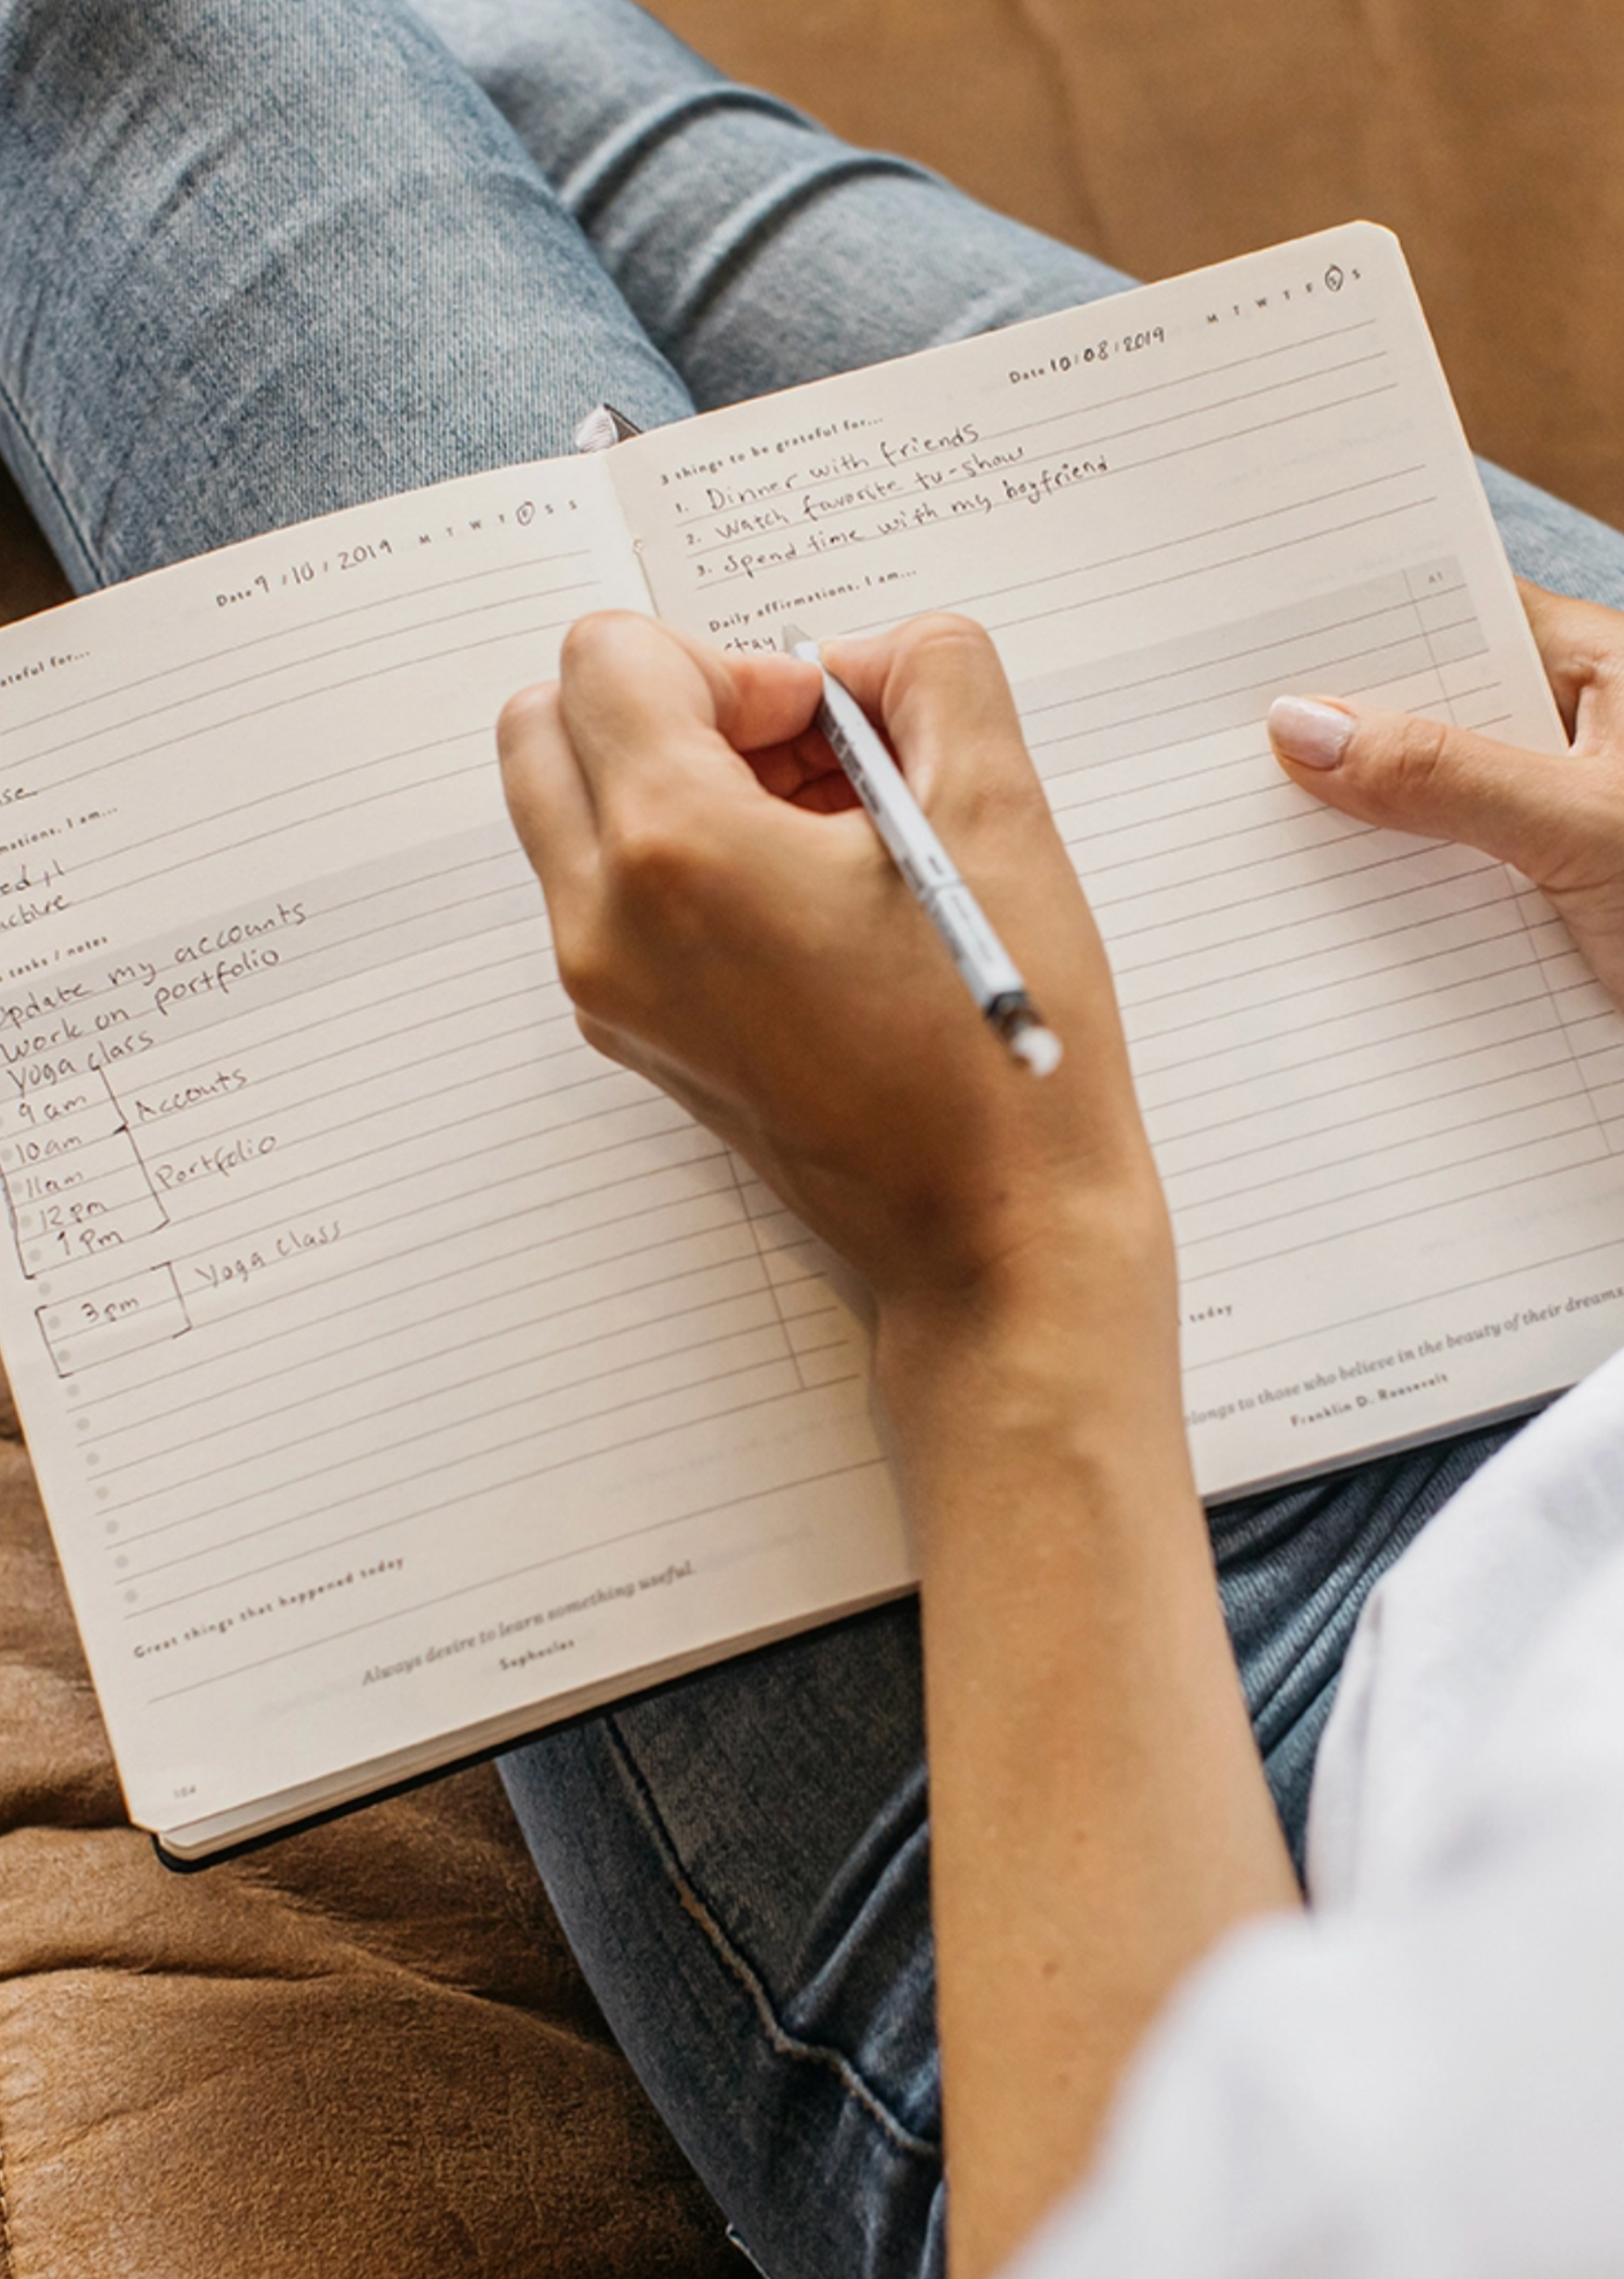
[
  {"xmin": 1156, "ymin": 1041, "xmax": 1584, "ymax": 1181},
  {"xmin": 113, "ymin": 1311, "xmax": 797, "ymax": 1537},
  {"xmin": 123, "ymin": 1361, "xmax": 814, "ymax": 1607},
  {"xmin": 142, "ymin": 1453, "xmax": 888, "ymax": 1700},
  {"xmin": 1135, "ymin": 952, "xmax": 1560, "ymax": 1093},
  {"xmin": 846, "ymin": 494, "xmax": 1440, "ymax": 647},
  {"xmin": 17, "ymin": 572, "xmax": 591, "ymax": 771},
  {"xmin": 697, "ymin": 380, "xmax": 1402, "ymax": 595},
  {"xmin": 679, "ymin": 353, "xmax": 1390, "ymax": 561},
  {"xmin": 665, "ymin": 320, "xmax": 1377, "ymax": 528},
  {"xmin": 1020, "ymin": 585, "xmax": 1465, "ymax": 723},
  {"xmin": 17, "ymin": 612, "xmax": 582, "ymax": 797},
  {"xmin": 841, "ymin": 465, "xmax": 1427, "ymax": 639},
  {"xmin": 1173, "ymin": 1096, "xmax": 1602, "ymax": 1235},
  {"xmin": 92, "ymin": 1245, "xmax": 775, "ymax": 1459},
  {"xmin": 1133, "ymin": 913, "xmax": 1544, "ymax": 1058},
  {"xmin": 73, "ymin": 1177, "xmax": 750, "ymax": 1409},
  {"xmin": 1189, "ymin": 1231, "xmax": 1624, "ymax": 1371},
  {"xmin": 66, "ymin": 729, "xmax": 485, "ymax": 886},
  {"xmin": 2, "ymin": 554, "xmax": 595, "ymax": 746},
  {"xmin": 1181, "ymin": 1144, "xmax": 1610, "ymax": 1285},
  {"xmin": 0, "ymin": 839, "xmax": 531, "ymax": 1027}
]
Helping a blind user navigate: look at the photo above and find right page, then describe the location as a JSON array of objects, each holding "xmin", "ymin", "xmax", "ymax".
[{"xmin": 609, "ymin": 224, "xmax": 1624, "ymax": 1495}]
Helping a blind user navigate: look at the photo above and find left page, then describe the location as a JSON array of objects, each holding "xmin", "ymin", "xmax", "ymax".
[{"xmin": 0, "ymin": 455, "xmax": 908, "ymax": 1854}]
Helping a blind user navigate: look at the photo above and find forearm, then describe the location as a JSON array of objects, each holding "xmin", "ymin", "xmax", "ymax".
[
  {"xmin": 880, "ymin": 1200, "xmax": 1301, "ymax": 2279},
  {"xmin": 501, "ymin": 612, "xmax": 1306, "ymax": 2275}
]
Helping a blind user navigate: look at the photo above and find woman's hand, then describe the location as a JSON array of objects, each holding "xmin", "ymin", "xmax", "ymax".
[
  {"xmin": 498, "ymin": 609, "xmax": 1168, "ymax": 1348},
  {"xmin": 1269, "ymin": 582, "xmax": 1624, "ymax": 1008},
  {"xmin": 500, "ymin": 610, "xmax": 1298, "ymax": 2279}
]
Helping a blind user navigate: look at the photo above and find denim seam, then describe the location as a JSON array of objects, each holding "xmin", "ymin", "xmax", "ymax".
[
  {"xmin": 560, "ymin": 85, "xmax": 818, "ymax": 225},
  {"xmin": 1240, "ymin": 1569, "xmax": 1357, "ymax": 1729},
  {"xmin": 1254, "ymin": 1634, "xmax": 1348, "ymax": 1758},
  {"xmin": 1239, "ymin": 1490, "xmax": 1453, "ymax": 1734},
  {"xmin": 1244, "ymin": 1596, "xmax": 1373, "ymax": 1741},
  {"xmin": 661, "ymin": 151, "xmax": 938, "ymax": 345},
  {"xmin": 0, "ymin": 366, "xmax": 103, "ymax": 590},
  {"xmin": 605, "ymin": 1717, "xmax": 940, "ymax": 2164}
]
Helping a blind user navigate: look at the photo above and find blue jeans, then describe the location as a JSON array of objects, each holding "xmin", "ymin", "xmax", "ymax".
[{"xmin": 4, "ymin": 6, "xmax": 1623, "ymax": 2273}]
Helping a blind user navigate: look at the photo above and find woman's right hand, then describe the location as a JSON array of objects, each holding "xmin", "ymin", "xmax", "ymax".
[
  {"xmin": 1268, "ymin": 582, "xmax": 1624, "ymax": 1011},
  {"xmin": 498, "ymin": 610, "xmax": 1168, "ymax": 1349}
]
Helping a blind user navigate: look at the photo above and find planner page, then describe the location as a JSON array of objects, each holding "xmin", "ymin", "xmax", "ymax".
[
  {"xmin": 610, "ymin": 224, "xmax": 1624, "ymax": 1494},
  {"xmin": 0, "ymin": 455, "xmax": 907, "ymax": 1852}
]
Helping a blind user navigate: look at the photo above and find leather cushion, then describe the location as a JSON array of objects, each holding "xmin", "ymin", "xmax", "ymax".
[{"xmin": 0, "ymin": 1374, "xmax": 736, "ymax": 2279}]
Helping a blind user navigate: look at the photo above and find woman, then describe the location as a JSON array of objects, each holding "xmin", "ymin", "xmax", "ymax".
[{"xmin": 4, "ymin": 3, "xmax": 1623, "ymax": 2269}]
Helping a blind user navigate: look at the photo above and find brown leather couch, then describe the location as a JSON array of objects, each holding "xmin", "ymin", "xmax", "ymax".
[
  {"xmin": 0, "ymin": 1387, "xmax": 735, "ymax": 2277},
  {"xmin": 2, "ymin": 5, "xmax": 1620, "ymax": 2273}
]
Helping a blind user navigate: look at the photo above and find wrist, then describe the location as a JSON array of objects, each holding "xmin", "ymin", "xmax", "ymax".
[{"xmin": 871, "ymin": 1174, "xmax": 1186, "ymax": 1486}]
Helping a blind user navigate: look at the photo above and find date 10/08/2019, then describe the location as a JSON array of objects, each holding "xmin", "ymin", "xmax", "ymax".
[{"xmin": 1006, "ymin": 326, "xmax": 1167, "ymax": 387}]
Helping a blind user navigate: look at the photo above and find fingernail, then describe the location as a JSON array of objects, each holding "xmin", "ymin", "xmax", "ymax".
[{"xmin": 1268, "ymin": 696, "xmax": 1354, "ymax": 770}]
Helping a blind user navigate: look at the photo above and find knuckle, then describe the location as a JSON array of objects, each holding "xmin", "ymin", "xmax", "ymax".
[
  {"xmin": 557, "ymin": 613, "xmax": 608, "ymax": 673},
  {"xmin": 1588, "ymin": 643, "xmax": 1624, "ymax": 710},
  {"xmin": 496, "ymin": 682, "xmax": 557, "ymax": 755},
  {"xmin": 575, "ymin": 1008, "xmax": 633, "ymax": 1068},
  {"xmin": 893, "ymin": 612, "xmax": 998, "ymax": 674},
  {"xmin": 1387, "ymin": 715, "xmax": 1454, "ymax": 799},
  {"xmin": 557, "ymin": 618, "xmax": 593, "ymax": 681},
  {"xmin": 885, "ymin": 614, "xmax": 1016, "ymax": 752},
  {"xmin": 598, "ymin": 805, "xmax": 714, "ymax": 938},
  {"xmin": 551, "ymin": 924, "xmax": 620, "ymax": 1023},
  {"xmin": 558, "ymin": 609, "xmax": 642, "ymax": 681},
  {"xmin": 601, "ymin": 811, "xmax": 690, "ymax": 896}
]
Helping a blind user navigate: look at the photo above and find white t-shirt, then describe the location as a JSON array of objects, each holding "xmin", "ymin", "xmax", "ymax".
[{"xmin": 1012, "ymin": 1347, "xmax": 1624, "ymax": 2279}]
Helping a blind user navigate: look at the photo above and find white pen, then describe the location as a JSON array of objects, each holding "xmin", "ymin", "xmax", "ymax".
[
  {"xmin": 571, "ymin": 405, "xmax": 1062, "ymax": 1076},
  {"xmin": 781, "ymin": 623, "xmax": 1062, "ymax": 1077}
]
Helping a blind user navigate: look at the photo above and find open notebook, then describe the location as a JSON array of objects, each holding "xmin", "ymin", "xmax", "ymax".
[{"xmin": 2, "ymin": 224, "xmax": 1621, "ymax": 1857}]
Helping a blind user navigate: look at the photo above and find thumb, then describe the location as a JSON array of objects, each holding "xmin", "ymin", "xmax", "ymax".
[{"xmin": 1267, "ymin": 694, "xmax": 1582, "ymax": 878}]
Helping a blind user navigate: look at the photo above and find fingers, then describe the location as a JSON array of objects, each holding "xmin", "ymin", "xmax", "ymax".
[
  {"xmin": 1518, "ymin": 581, "xmax": 1624, "ymax": 739},
  {"xmin": 489, "ymin": 606, "xmax": 1164, "ymax": 1310},
  {"xmin": 1267, "ymin": 693, "xmax": 1588, "ymax": 878},
  {"xmin": 821, "ymin": 615, "xmax": 1049, "ymax": 825},
  {"xmin": 553, "ymin": 613, "xmax": 821, "ymax": 805},
  {"xmin": 513, "ymin": 614, "xmax": 1036, "ymax": 878},
  {"xmin": 497, "ymin": 678, "xmax": 600, "ymax": 917},
  {"xmin": 499, "ymin": 613, "xmax": 827, "ymax": 926}
]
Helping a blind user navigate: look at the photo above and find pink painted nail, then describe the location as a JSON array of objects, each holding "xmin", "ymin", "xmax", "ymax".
[{"xmin": 1268, "ymin": 696, "xmax": 1354, "ymax": 770}]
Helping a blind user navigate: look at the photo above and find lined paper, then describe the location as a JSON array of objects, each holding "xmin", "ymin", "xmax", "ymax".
[
  {"xmin": 613, "ymin": 224, "xmax": 1624, "ymax": 1490},
  {"xmin": 0, "ymin": 454, "xmax": 902, "ymax": 1849}
]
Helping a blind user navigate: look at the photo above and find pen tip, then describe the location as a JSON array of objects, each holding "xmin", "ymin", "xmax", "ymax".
[{"xmin": 780, "ymin": 622, "xmax": 813, "ymax": 656}]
